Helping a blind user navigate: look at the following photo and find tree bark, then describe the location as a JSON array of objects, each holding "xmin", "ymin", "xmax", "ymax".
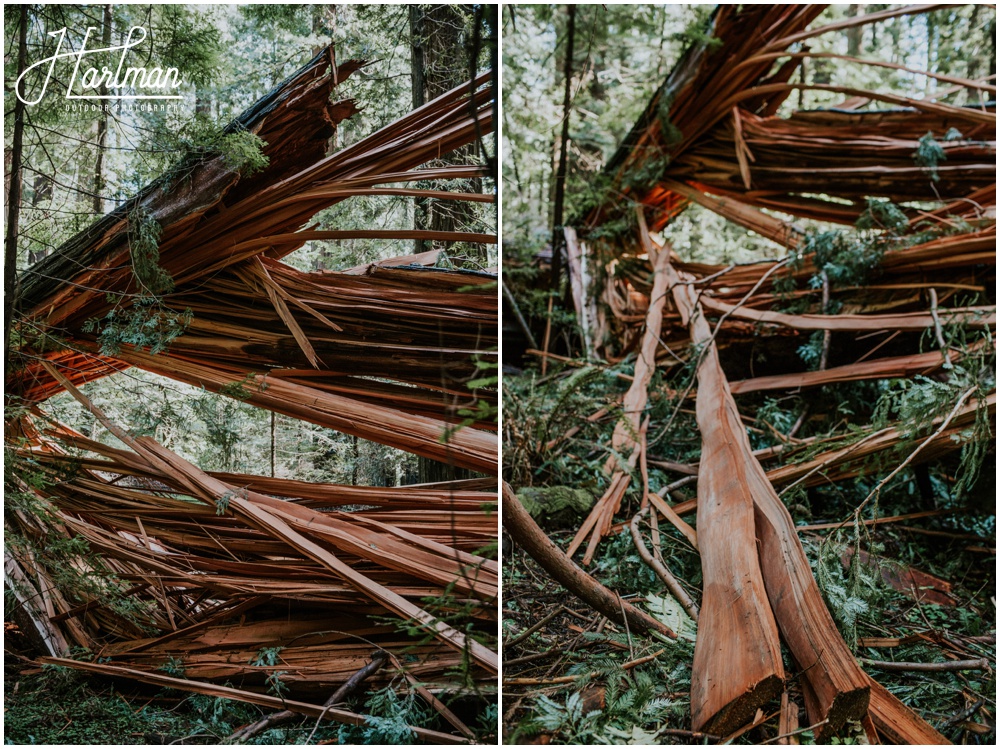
[
  {"xmin": 5, "ymin": 4, "xmax": 28, "ymax": 381},
  {"xmin": 92, "ymin": 4, "xmax": 113, "ymax": 215},
  {"xmin": 549, "ymin": 3, "xmax": 576, "ymax": 291},
  {"xmin": 410, "ymin": 4, "xmax": 476, "ymax": 257}
]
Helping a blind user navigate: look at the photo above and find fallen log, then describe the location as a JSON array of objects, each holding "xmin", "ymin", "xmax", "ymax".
[
  {"xmin": 502, "ymin": 481, "xmax": 675, "ymax": 640},
  {"xmin": 646, "ymin": 214, "xmax": 871, "ymax": 738},
  {"xmin": 639, "ymin": 216, "xmax": 786, "ymax": 735}
]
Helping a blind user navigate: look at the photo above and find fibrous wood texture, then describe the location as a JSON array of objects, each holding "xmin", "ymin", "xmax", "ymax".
[
  {"xmin": 637, "ymin": 221, "xmax": 786, "ymax": 735},
  {"xmin": 6, "ymin": 45, "xmax": 497, "ymax": 737},
  {"xmin": 520, "ymin": 3, "xmax": 994, "ymax": 743}
]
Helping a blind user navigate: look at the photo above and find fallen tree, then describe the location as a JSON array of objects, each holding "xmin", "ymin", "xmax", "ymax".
[
  {"xmin": 6, "ymin": 44, "xmax": 498, "ymax": 741},
  {"xmin": 504, "ymin": 3, "xmax": 993, "ymax": 743}
]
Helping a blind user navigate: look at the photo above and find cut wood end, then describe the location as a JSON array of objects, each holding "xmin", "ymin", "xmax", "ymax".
[
  {"xmin": 693, "ymin": 673, "xmax": 783, "ymax": 737},
  {"xmin": 816, "ymin": 685, "xmax": 871, "ymax": 741}
]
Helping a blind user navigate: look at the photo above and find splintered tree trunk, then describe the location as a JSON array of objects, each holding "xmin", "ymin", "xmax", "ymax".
[
  {"xmin": 640, "ymin": 210, "xmax": 871, "ymax": 738},
  {"xmin": 648, "ymin": 226, "xmax": 784, "ymax": 734}
]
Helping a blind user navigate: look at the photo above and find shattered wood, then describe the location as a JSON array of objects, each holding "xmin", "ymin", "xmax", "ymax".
[
  {"xmin": 7, "ymin": 44, "xmax": 497, "ymax": 741},
  {"xmin": 506, "ymin": 3, "xmax": 993, "ymax": 745}
]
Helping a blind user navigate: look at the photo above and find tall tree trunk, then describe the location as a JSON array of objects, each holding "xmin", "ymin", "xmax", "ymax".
[
  {"xmin": 28, "ymin": 174, "xmax": 53, "ymax": 265},
  {"xmin": 846, "ymin": 5, "xmax": 865, "ymax": 57},
  {"xmin": 409, "ymin": 5, "xmax": 477, "ymax": 482},
  {"xmin": 549, "ymin": 3, "xmax": 576, "ymax": 291},
  {"xmin": 5, "ymin": 5, "xmax": 28, "ymax": 379},
  {"xmin": 410, "ymin": 5, "xmax": 476, "ymax": 255},
  {"xmin": 270, "ymin": 411, "xmax": 276, "ymax": 478},
  {"xmin": 351, "ymin": 435, "xmax": 359, "ymax": 485},
  {"xmin": 410, "ymin": 5, "xmax": 429, "ymax": 255},
  {"xmin": 93, "ymin": 4, "xmax": 113, "ymax": 215}
]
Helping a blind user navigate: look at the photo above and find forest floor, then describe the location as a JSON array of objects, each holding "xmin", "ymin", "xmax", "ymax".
[
  {"xmin": 4, "ymin": 623, "xmax": 498, "ymax": 746},
  {"xmin": 501, "ymin": 362, "xmax": 997, "ymax": 745}
]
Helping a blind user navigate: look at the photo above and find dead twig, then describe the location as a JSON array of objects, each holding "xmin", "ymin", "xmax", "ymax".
[
  {"xmin": 861, "ymin": 657, "xmax": 990, "ymax": 673},
  {"xmin": 628, "ymin": 509, "xmax": 700, "ymax": 621},
  {"xmin": 505, "ymin": 607, "xmax": 561, "ymax": 648},
  {"xmin": 928, "ymin": 288, "xmax": 953, "ymax": 367}
]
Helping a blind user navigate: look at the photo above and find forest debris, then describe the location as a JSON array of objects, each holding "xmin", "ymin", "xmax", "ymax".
[
  {"xmin": 843, "ymin": 548, "xmax": 957, "ymax": 608},
  {"xmin": 505, "ymin": 608, "xmax": 562, "ymax": 648},
  {"xmin": 643, "ymin": 213, "xmax": 872, "ymax": 738},
  {"xmin": 517, "ymin": 2, "xmax": 995, "ymax": 743},
  {"xmin": 39, "ymin": 657, "xmax": 465, "ymax": 744},
  {"xmin": 858, "ymin": 635, "xmax": 922, "ymax": 649},
  {"xmin": 646, "ymin": 492, "xmax": 698, "ymax": 549},
  {"xmin": 865, "ymin": 677, "xmax": 949, "ymax": 744},
  {"xmin": 643, "ymin": 594, "xmax": 697, "ymax": 642},
  {"xmin": 777, "ymin": 692, "xmax": 800, "ymax": 746},
  {"xmin": 567, "ymin": 240, "xmax": 673, "ymax": 564},
  {"xmin": 795, "ymin": 509, "xmax": 953, "ymax": 532},
  {"xmin": 502, "ymin": 482, "xmax": 675, "ymax": 640},
  {"xmin": 42, "ymin": 361, "xmax": 498, "ymax": 672},
  {"xmin": 502, "ymin": 649, "xmax": 667, "ymax": 686},
  {"xmin": 6, "ymin": 56, "xmax": 498, "ymax": 730},
  {"xmin": 629, "ymin": 509, "xmax": 700, "ymax": 622},
  {"xmin": 861, "ymin": 657, "xmax": 990, "ymax": 673},
  {"xmin": 639, "ymin": 218, "xmax": 786, "ymax": 736},
  {"xmin": 228, "ymin": 650, "xmax": 390, "ymax": 743}
]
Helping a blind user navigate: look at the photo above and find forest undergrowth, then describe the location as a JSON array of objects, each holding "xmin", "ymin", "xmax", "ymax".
[{"xmin": 502, "ymin": 349, "xmax": 996, "ymax": 744}]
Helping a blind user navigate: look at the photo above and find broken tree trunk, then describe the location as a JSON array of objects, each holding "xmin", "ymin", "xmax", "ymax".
[
  {"xmin": 568, "ymin": 241, "xmax": 672, "ymax": 564},
  {"xmin": 646, "ymin": 212, "xmax": 872, "ymax": 737},
  {"xmin": 638, "ymin": 217, "xmax": 785, "ymax": 735}
]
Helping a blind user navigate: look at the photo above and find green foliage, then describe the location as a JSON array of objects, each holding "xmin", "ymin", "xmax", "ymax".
[
  {"xmin": 804, "ymin": 227, "xmax": 883, "ymax": 290},
  {"xmin": 82, "ymin": 297, "xmax": 193, "ymax": 357},
  {"xmin": 532, "ymin": 692, "xmax": 603, "ymax": 742},
  {"xmin": 502, "ymin": 364, "xmax": 610, "ymax": 487},
  {"xmin": 3, "ymin": 667, "xmax": 171, "ymax": 745},
  {"xmin": 872, "ymin": 334, "xmax": 995, "ymax": 500},
  {"xmin": 621, "ymin": 150, "xmax": 671, "ymax": 191},
  {"xmin": 5, "ymin": 452, "xmax": 159, "ymax": 632},
  {"xmin": 250, "ymin": 646, "xmax": 289, "ymax": 698},
  {"xmin": 215, "ymin": 488, "xmax": 246, "ymax": 515},
  {"xmin": 796, "ymin": 330, "xmax": 827, "ymax": 371},
  {"xmin": 158, "ymin": 656, "xmax": 186, "ymax": 677},
  {"xmin": 219, "ymin": 373, "xmax": 260, "ymax": 401},
  {"xmin": 335, "ymin": 687, "xmax": 434, "ymax": 745},
  {"xmin": 250, "ymin": 646, "xmax": 283, "ymax": 667},
  {"xmin": 444, "ymin": 352, "xmax": 499, "ymax": 443},
  {"xmin": 913, "ymin": 131, "xmax": 947, "ymax": 182},
  {"xmin": 217, "ymin": 129, "xmax": 270, "ymax": 175},
  {"xmin": 856, "ymin": 198, "xmax": 910, "ymax": 236},
  {"xmin": 128, "ymin": 209, "xmax": 173, "ymax": 296},
  {"xmin": 810, "ymin": 537, "xmax": 884, "ymax": 648}
]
